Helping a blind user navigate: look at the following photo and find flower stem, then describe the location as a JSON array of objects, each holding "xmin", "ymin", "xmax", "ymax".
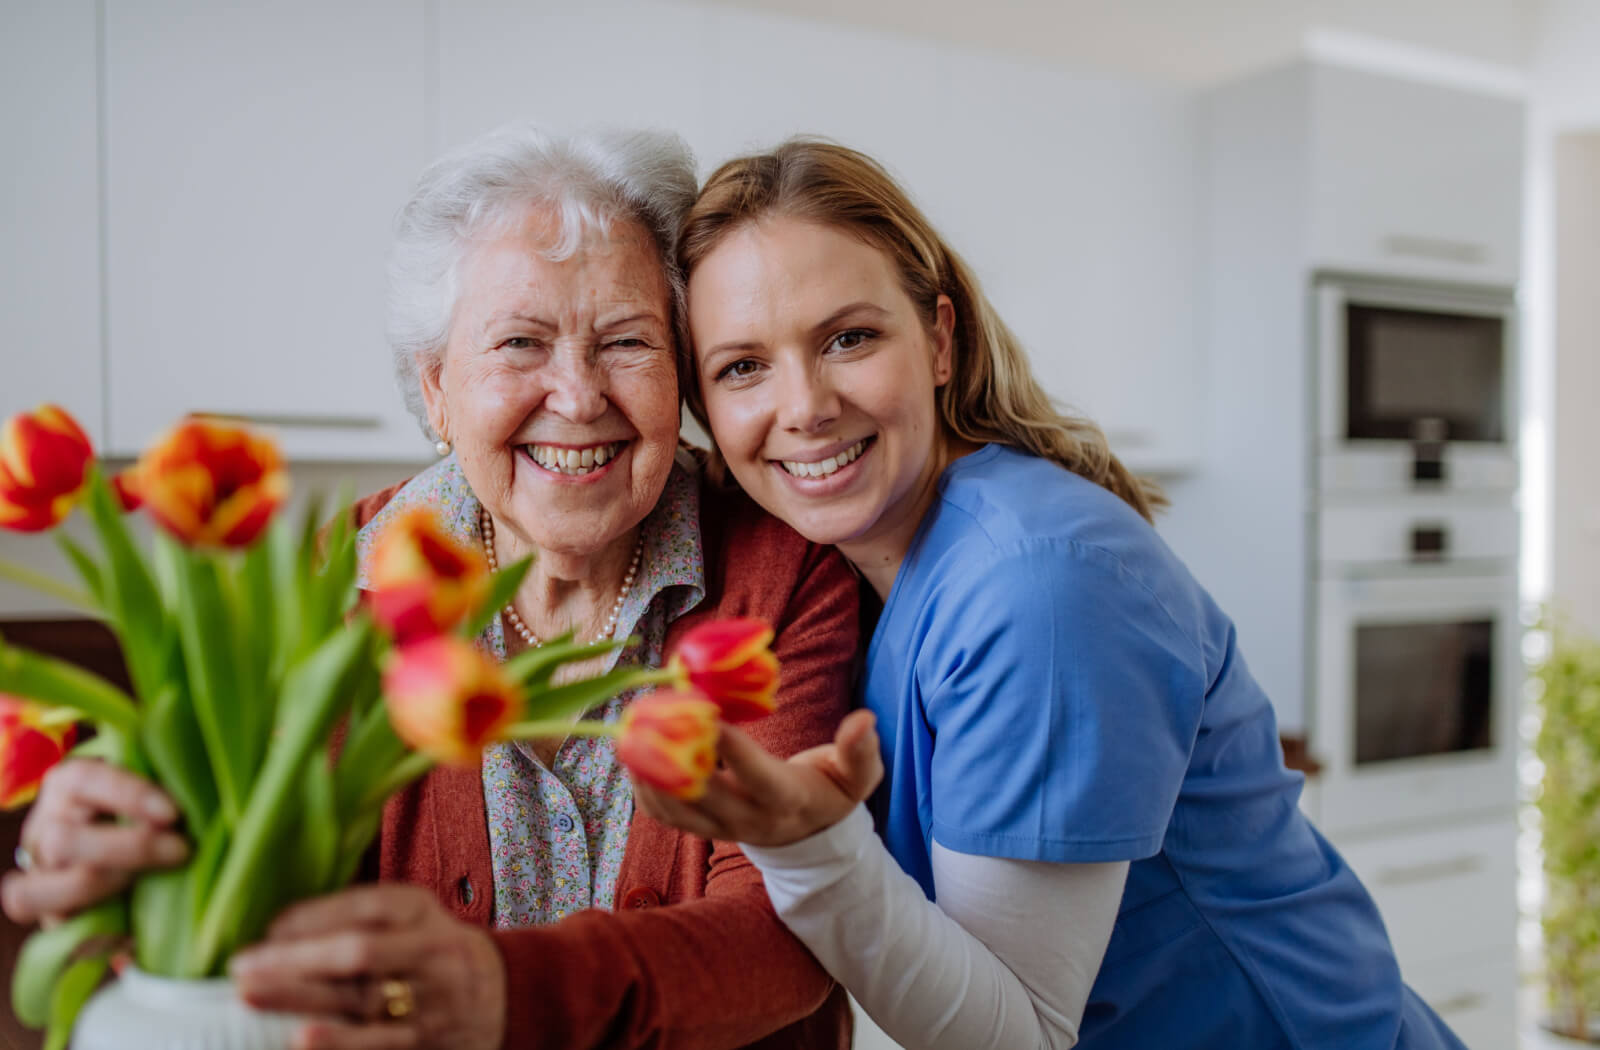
[
  {"xmin": 0, "ymin": 558, "xmax": 96, "ymax": 613},
  {"xmin": 501, "ymin": 717, "xmax": 620, "ymax": 740}
]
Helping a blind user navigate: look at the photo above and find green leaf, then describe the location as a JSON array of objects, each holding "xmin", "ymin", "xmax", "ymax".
[
  {"xmin": 266, "ymin": 518, "xmax": 303, "ymax": 669},
  {"xmin": 504, "ymin": 632, "xmax": 632, "ymax": 691},
  {"xmin": 464, "ymin": 556, "xmax": 534, "ymax": 639},
  {"xmin": 42, "ymin": 955, "xmax": 109, "ymax": 1050},
  {"xmin": 189, "ymin": 621, "xmax": 375, "ymax": 975},
  {"xmin": 334, "ymin": 702, "xmax": 406, "ymax": 823},
  {"xmin": 287, "ymin": 752, "xmax": 340, "ymax": 900},
  {"xmin": 0, "ymin": 642, "xmax": 139, "ymax": 734},
  {"xmin": 54, "ymin": 533, "xmax": 105, "ymax": 608},
  {"xmin": 81, "ymin": 469, "xmax": 168, "ymax": 699},
  {"xmin": 334, "ymin": 807, "xmax": 384, "ymax": 889},
  {"xmin": 514, "ymin": 663, "xmax": 657, "ymax": 726},
  {"xmin": 353, "ymin": 751, "xmax": 433, "ymax": 817},
  {"xmin": 163, "ymin": 539, "xmax": 247, "ymax": 823},
  {"xmin": 12, "ymin": 898, "xmax": 125, "ymax": 1028},
  {"xmin": 138, "ymin": 680, "xmax": 218, "ymax": 836}
]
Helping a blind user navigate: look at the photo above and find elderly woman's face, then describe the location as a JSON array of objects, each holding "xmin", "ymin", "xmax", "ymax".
[{"xmin": 422, "ymin": 208, "xmax": 679, "ymax": 557}]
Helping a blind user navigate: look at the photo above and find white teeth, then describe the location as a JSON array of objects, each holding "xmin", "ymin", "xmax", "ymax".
[
  {"xmin": 527, "ymin": 441, "xmax": 623, "ymax": 476},
  {"xmin": 781, "ymin": 439, "xmax": 867, "ymax": 480}
]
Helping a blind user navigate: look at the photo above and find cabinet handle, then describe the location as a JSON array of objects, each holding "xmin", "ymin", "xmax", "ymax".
[
  {"xmin": 191, "ymin": 412, "xmax": 385, "ymax": 431},
  {"xmin": 1430, "ymin": 990, "xmax": 1487, "ymax": 1016},
  {"xmin": 1375, "ymin": 854, "xmax": 1485, "ymax": 886},
  {"xmin": 1380, "ymin": 235, "xmax": 1488, "ymax": 266}
]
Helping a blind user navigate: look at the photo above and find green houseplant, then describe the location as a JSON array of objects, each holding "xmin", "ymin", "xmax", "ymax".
[{"xmin": 1532, "ymin": 618, "xmax": 1600, "ymax": 1043}]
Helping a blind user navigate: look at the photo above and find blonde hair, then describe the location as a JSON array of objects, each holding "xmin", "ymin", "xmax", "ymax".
[{"xmin": 678, "ymin": 139, "xmax": 1165, "ymax": 523}]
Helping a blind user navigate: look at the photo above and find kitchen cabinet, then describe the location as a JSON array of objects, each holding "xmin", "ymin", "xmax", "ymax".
[
  {"xmin": 1335, "ymin": 816, "xmax": 1518, "ymax": 1050},
  {"xmin": 436, "ymin": 2, "xmax": 1203, "ymax": 475},
  {"xmin": 1309, "ymin": 64, "xmax": 1524, "ymax": 285},
  {"xmin": 1, "ymin": 0, "xmax": 104, "ymax": 445},
  {"xmin": 101, "ymin": 0, "xmax": 432, "ymax": 461},
  {"xmin": 434, "ymin": 1, "xmax": 719, "ymax": 157}
]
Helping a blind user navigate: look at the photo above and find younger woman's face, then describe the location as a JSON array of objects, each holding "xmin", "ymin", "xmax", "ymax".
[{"xmin": 688, "ymin": 217, "xmax": 955, "ymax": 576}]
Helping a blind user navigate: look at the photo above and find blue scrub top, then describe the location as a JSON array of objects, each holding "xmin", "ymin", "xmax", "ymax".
[{"xmin": 863, "ymin": 445, "xmax": 1465, "ymax": 1049}]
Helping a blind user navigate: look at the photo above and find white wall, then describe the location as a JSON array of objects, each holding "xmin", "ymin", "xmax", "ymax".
[
  {"xmin": 1521, "ymin": 0, "xmax": 1600, "ymax": 616},
  {"xmin": 1548, "ymin": 134, "xmax": 1600, "ymax": 636}
]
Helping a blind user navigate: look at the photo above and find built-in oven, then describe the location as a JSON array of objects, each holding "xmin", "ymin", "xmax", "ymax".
[
  {"xmin": 1310, "ymin": 502, "xmax": 1520, "ymax": 836},
  {"xmin": 1315, "ymin": 274, "xmax": 1518, "ymax": 495}
]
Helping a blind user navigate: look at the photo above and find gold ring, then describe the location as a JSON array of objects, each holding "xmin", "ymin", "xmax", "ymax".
[{"xmin": 379, "ymin": 977, "xmax": 415, "ymax": 1021}]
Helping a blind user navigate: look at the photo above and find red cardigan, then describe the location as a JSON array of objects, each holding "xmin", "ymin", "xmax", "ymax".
[{"xmin": 353, "ymin": 476, "xmax": 858, "ymax": 1050}]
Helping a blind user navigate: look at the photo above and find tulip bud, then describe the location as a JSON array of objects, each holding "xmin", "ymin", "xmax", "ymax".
[
  {"xmin": 111, "ymin": 468, "xmax": 143, "ymax": 512},
  {"xmin": 0, "ymin": 405, "xmax": 94, "ymax": 533},
  {"xmin": 368, "ymin": 508, "xmax": 490, "ymax": 645},
  {"xmin": 669, "ymin": 618, "xmax": 779, "ymax": 723},
  {"xmin": 0, "ymin": 695, "xmax": 77, "ymax": 809},
  {"xmin": 617, "ymin": 690, "xmax": 720, "ymax": 800},
  {"xmin": 135, "ymin": 418, "xmax": 288, "ymax": 549},
  {"xmin": 383, "ymin": 636, "xmax": 520, "ymax": 767}
]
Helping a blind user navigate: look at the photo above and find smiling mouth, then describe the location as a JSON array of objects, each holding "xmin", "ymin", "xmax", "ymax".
[
  {"xmin": 777, "ymin": 438, "xmax": 872, "ymax": 480},
  {"xmin": 522, "ymin": 441, "xmax": 627, "ymax": 476}
]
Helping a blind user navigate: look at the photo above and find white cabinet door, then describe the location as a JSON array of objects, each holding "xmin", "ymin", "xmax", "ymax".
[
  {"xmin": 1, "ymin": 0, "xmax": 103, "ymax": 445},
  {"xmin": 701, "ymin": 17, "xmax": 1200, "ymax": 475},
  {"xmin": 103, "ymin": 1, "xmax": 432, "ymax": 461},
  {"xmin": 700, "ymin": 7, "xmax": 945, "ymax": 186},
  {"xmin": 932, "ymin": 52, "xmax": 1201, "ymax": 474},
  {"xmin": 435, "ymin": 0, "xmax": 718, "ymax": 161},
  {"xmin": 1309, "ymin": 65, "xmax": 1524, "ymax": 284}
]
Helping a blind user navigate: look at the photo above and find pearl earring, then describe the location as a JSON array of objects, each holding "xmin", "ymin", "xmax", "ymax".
[{"xmin": 435, "ymin": 439, "xmax": 451, "ymax": 457}]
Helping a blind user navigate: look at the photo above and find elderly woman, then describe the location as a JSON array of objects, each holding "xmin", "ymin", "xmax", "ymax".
[{"xmin": 0, "ymin": 127, "xmax": 857, "ymax": 1050}]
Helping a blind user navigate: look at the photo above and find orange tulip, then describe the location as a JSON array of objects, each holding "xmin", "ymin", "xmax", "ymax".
[
  {"xmin": 669, "ymin": 618, "xmax": 779, "ymax": 723},
  {"xmin": 0, "ymin": 405, "xmax": 94, "ymax": 533},
  {"xmin": 382, "ymin": 636, "xmax": 520, "ymax": 766},
  {"xmin": 135, "ymin": 418, "xmax": 288, "ymax": 548},
  {"xmin": 617, "ymin": 690, "xmax": 721, "ymax": 800},
  {"xmin": 0, "ymin": 695, "xmax": 77, "ymax": 809},
  {"xmin": 368, "ymin": 508, "xmax": 490, "ymax": 645}
]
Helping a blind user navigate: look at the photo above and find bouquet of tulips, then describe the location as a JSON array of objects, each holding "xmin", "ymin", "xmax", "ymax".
[{"xmin": 0, "ymin": 405, "xmax": 779, "ymax": 1049}]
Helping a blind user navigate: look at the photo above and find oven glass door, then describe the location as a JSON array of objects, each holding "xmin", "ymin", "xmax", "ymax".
[
  {"xmin": 1353, "ymin": 617, "xmax": 1494, "ymax": 765},
  {"xmin": 1314, "ymin": 572, "xmax": 1518, "ymax": 835},
  {"xmin": 1345, "ymin": 304, "xmax": 1506, "ymax": 443}
]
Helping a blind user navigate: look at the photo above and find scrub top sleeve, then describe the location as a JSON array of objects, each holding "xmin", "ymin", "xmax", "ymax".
[{"xmin": 921, "ymin": 540, "xmax": 1205, "ymax": 864}]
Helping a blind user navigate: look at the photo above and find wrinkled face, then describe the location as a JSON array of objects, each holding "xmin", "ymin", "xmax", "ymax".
[
  {"xmin": 421, "ymin": 208, "xmax": 679, "ymax": 557},
  {"xmin": 688, "ymin": 217, "xmax": 954, "ymax": 563}
]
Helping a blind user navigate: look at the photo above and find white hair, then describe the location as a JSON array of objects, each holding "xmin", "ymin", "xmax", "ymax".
[{"xmin": 386, "ymin": 124, "xmax": 698, "ymax": 437}]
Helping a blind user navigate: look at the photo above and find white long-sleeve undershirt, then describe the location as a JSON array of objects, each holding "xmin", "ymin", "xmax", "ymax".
[{"xmin": 741, "ymin": 806, "xmax": 1127, "ymax": 1050}]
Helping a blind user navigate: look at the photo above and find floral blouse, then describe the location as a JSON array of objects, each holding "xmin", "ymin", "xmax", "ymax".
[{"xmin": 355, "ymin": 451, "xmax": 706, "ymax": 926}]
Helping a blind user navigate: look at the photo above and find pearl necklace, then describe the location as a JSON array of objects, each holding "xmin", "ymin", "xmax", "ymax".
[{"xmin": 479, "ymin": 507, "xmax": 642, "ymax": 648}]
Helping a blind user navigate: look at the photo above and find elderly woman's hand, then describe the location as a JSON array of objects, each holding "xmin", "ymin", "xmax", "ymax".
[
  {"xmin": 0, "ymin": 759, "xmax": 188, "ymax": 927},
  {"xmin": 634, "ymin": 710, "xmax": 883, "ymax": 849},
  {"xmin": 230, "ymin": 884, "xmax": 505, "ymax": 1050}
]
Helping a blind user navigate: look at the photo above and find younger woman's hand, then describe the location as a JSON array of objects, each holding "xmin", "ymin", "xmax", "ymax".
[
  {"xmin": 1, "ymin": 759, "xmax": 188, "ymax": 926},
  {"xmin": 635, "ymin": 709, "xmax": 883, "ymax": 849}
]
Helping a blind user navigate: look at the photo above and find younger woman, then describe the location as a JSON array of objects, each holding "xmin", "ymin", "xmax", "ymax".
[{"xmin": 638, "ymin": 141, "xmax": 1466, "ymax": 1050}]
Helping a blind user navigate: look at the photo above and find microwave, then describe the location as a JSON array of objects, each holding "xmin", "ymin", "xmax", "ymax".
[{"xmin": 1314, "ymin": 274, "xmax": 1518, "ymax": 495}]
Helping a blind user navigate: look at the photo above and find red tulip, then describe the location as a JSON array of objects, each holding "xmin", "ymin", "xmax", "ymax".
[
  {"xmin": 0, "ymin": 695, "xmax": 77, "ymax": 809},
  {"xmin": 617, "ymin": 690, "xmax": 720, "ymax": 800},
  {"xmin": 669, "ymin": 619, "xmax": 779, "ymax": 723},
  {"xmin": 135, "ymin": 418, "xmax": 288, "ymax": 548},
  {"xmin": 0, "ymin": 405, "xmax": 94, "ymax": 533},
  {"xmin": 368, "ymin": 508, "xmax": 490, "ymax": 645},
  {"xmin": 382, "ymin": 636, "xmax": 520, "ymax": 766},
  {"xmin": 111, "ymin": 468, "xmax": 143, "ymax": 512}
]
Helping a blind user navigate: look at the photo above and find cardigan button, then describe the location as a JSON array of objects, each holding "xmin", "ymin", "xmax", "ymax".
[
  {"xmin": 621, "ymin": 887, "xmax": 661, "ymax": 909},
  {"xmin": 458, "ymin": 876, "xmax": 474, "ymax": 907}
]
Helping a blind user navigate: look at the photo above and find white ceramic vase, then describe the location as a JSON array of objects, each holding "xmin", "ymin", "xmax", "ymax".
[{"xmin": 71, "ymin": 966, "xmax": 304, "ymax": 1050}]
